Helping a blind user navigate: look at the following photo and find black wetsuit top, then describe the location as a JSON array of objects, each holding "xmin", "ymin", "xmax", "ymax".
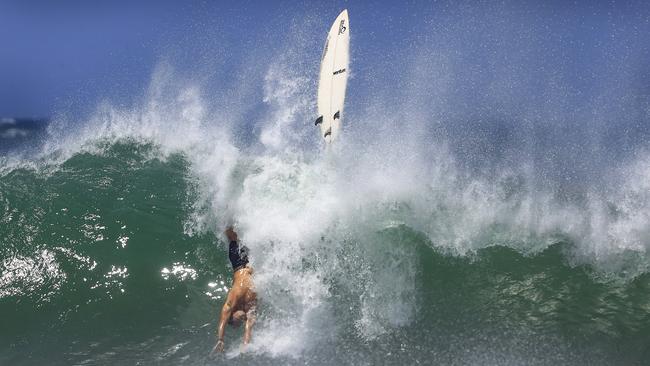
[{"xmin": 229, "ymin": 240, "xmax": 249, "ymax": 271}]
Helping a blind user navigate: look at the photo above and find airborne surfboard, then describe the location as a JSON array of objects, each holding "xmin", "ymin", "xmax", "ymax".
[{"xmin": 316, "ymin": 9, "xmax": 350, "ymax": 143}]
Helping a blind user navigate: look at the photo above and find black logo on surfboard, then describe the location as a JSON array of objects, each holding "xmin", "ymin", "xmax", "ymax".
[{"xmin": 338, "ymin": 20, "xmax": 346, "ymax": 35}]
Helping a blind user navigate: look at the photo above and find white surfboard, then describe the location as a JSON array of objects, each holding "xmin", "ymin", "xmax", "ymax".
[{"xmin": 316, "ymin": 9, "xmax": 350, "ymax": 143}]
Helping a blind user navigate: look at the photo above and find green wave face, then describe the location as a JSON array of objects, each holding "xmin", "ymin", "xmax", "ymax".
[
  {"xmin": 1, "ymin": 141, "xmax": 649, "ymax": 365},
  {"xmin": 0, "ymin": 142, "xmax": 226, "ymax": 364}
]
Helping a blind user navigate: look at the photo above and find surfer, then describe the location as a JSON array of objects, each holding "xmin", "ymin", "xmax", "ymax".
[{"xmin": 212, "ymin": 227, "xmax": 257, "ymax": 353}]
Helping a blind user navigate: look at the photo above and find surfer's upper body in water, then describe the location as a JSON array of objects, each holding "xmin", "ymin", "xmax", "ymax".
[{"xmin": 213, "ymin": 227, "xmax": 257, "ymax": 353}]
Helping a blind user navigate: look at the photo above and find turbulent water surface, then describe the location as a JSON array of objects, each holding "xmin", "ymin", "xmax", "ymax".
[{"xmin": 2, "ymin": 3, "xmax": 650, "ymax": 365}]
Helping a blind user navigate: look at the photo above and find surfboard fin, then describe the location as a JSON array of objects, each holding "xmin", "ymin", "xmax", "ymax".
[
  {"xmin": 333, "ymin": 111, "xmax": 340, "ymax": 120},
  {"xmin": 315, "ymin": 116, "xmax": 323, "ymax": 126},
  {"xmin": 324, "ymin": 128, "xmax": 332, "ymax": 138}
]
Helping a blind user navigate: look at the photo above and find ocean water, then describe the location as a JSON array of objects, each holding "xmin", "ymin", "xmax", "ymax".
[
  {"xmin": 1, "ymin": 85, "xmax": 649, "ymax": 365},
  {"xmin": 2, "ymin": 5, "xmax": 650, "ymax": 365}
]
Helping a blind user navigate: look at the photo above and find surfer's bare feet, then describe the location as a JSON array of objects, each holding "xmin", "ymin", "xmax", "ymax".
[{"xmin": 225, "ymin": 227, "xmax": 238, "ymax": 242}]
